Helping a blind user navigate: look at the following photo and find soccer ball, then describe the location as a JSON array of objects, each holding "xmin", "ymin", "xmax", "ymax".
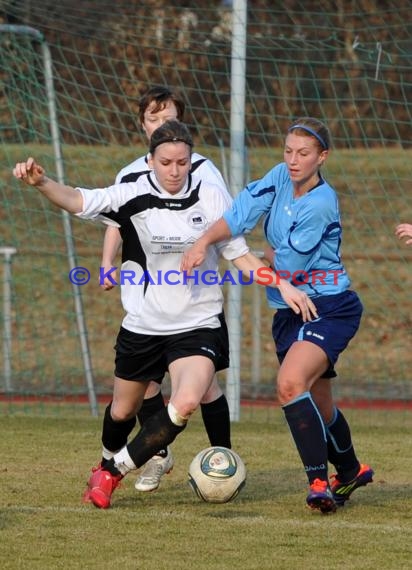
[{"xmin": 188, "ymin": 446, "xmax": 246, "ymax": 503}]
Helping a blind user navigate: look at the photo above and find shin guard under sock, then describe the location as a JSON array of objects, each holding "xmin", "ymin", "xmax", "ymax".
[
  {"xmin": 326, "ymin": 407, "xmax": 360, "ymax": 480},
  {"xmin": 126, "ymin": 406, "xmax": 186, "ymax": 469},
  {"xmin": 136, "ymin": 392, "xmax": 168, "ymax": 456},
  {"xmin": 201, "ymin": 394, "xmax": 231, "ymax": 448},
  {"xmin": 283, "ymin": 392, "xmax": 328, "ymax": 484},
  {"xmin": 137, "ymin": 391, "xmax": 165, "ymax": 427},
  {"xmin": 101, "ymin": 402, "xmax": 137, "ymax": 453}
]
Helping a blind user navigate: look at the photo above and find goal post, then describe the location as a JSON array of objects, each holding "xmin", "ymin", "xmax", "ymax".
[
  {"xmin": 226, "ymin": 0, "xmax": 247, "ymax": 421},
  {"xmin": 0, "ymin": 24, "xmax": 97, "ymax": 416}
]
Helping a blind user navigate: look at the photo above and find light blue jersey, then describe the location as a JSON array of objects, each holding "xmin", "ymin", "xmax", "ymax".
[{"xmin": 223, "ymin": 162, "xmax": 351, "ymax": 309}]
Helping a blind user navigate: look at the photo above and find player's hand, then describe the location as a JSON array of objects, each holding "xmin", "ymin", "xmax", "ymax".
[
  {"xmin": 13, "ymin": 157, "xmax": 46, "ymax": 186},
  {"xmin": 100, "ymin": 266, "xmax": 118, "ymax": 290},
  {"xmin": 395, "ymin": 223, "xmax": 412, "ymax": 246},
  {"xmin": 181, "ymin": 241, "xmax": 208, "ymax": 275},
  {"xmin": 277, "ymin": 279, "xmax": 318, "ymax": 322}
]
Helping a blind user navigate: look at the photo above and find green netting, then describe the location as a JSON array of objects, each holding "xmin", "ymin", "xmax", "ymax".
[{"xmin": 0, "ymin": 1, "xmax": 411, "ymax": 416}]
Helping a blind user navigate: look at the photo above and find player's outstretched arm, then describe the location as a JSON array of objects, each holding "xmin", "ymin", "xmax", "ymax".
[
  {"xmin": 13, "ymin": 157, "xmax": 83, "ymax": 214},
  {"xmin": 395, "ymin": 223, "xmax": 412, "ymax": 246}
]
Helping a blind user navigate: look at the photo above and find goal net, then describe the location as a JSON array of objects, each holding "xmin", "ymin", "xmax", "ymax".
[{"xmin": 1, "ymin": 1, "xmax": 411, "ymax": 415}]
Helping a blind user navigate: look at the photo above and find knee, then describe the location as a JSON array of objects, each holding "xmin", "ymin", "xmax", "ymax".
[
  {"xmin": 110, "ymin": 402, "xmax": 137, "ymax": 422},
  {"xmin": 277, "ymin": 386, "xmax": 296, "ymax": 406},
  {"xmin": 277, "ymin": 377, "xmax": 304, "ymax": 406},
  {"xmin": 170, "ymin": 398, "xmax": 197, "ymax": 420}
]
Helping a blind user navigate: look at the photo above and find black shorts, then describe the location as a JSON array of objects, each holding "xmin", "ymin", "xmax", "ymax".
[{"xmin": 114, "ymin": 315, "xmax": 229, "ymax": 382}]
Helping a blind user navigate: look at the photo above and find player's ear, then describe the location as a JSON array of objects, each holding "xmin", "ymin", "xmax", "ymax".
[
  {"xmin": 319, "ymin": 149, "xmax": 329, "ymax": 165},
  {"xmin": 148, "ymin": 153, "xmax": 154, "ymax": 169}
]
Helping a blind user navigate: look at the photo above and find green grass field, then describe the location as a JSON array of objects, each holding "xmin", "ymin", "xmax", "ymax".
[{"xmin": 1, "ymin": 408, "xmax": 411, "ymax": 570}]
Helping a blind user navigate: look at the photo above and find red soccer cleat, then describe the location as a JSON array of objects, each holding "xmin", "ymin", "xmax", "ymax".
[{"xmin": 83, "ymin": 464, "xmax": 123, "ymax": 509}]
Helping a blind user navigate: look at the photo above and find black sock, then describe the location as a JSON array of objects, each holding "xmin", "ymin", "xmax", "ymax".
[
  {"xmin": 126, "ymin": 406, "xmax": 186, "ymax": 469},
  {"xmin": 101, "ymin": 402, "xmax": 136, "ymax": 459},
  {"xmin": 200, "ymin": 394, "xmax": 231, "ymax": 448},
  {"xmin": 137, "ymin": 391, "xmax": 165, "ymax": 426},
  {"xmin": 283, "ymin": 393, "xmax": 328, "ymax": 484},
  {"xmin": 104, "ymin": 460, "xmax": 122, "ymax": 476},
  {"xmin": 136, "ymin": 392, "xmax": 168, "ymax": 457},
  {"xmin": 326, "ymin": 407, "xmax": 360, "ymax": 481}
]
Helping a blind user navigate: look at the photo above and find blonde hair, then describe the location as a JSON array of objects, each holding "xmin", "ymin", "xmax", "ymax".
[{"xmin": 288, "ymin": 117, "xmax": 330, "ymax": 150}]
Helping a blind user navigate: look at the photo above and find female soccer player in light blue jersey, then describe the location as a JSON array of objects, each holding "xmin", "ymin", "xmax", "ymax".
[{"xmin": 182, "ymin": 117, "xmax": 374, "ymax": 513}]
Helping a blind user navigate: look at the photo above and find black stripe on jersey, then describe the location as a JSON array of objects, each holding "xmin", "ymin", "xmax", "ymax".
[
  {"xmin": 119, "ymin": 221, "xmax": 149, "ymax": 296},
  {"xmin": 190, "ymin": 157, "xmax": 207, "ymax": 175},
  {"xmin": 101, "ymin": 177, "xmax": 202, "ymax": 274},
  {"xmin": 120, "ymin": 170, "xmax": 151, "ymax": 184},
  {"xmin": 103, "ymin": 179, "xmax": 202, "ymax": 227}
]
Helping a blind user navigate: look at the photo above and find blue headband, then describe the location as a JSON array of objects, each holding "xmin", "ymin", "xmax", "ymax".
[{"xmin": 288, "ymin": 124, "xmax": 328, "ymax": 149}]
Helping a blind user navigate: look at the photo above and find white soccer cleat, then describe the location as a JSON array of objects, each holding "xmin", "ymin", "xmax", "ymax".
[{"xmin": 134, "ymin": 448, "xmax": 174, "ymax": 492}]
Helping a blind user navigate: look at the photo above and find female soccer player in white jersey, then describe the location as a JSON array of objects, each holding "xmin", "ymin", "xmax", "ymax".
[
  {"xmin": 101, "ymin": 86, "xmax": 236, "ymax": 493},
  {"xmin": 181, "ymin": 117, "xmax": 374, "ymax": 514},
  {"xmin": 13, "ymin": 120, "xmax": 316, "ymax": 509}
]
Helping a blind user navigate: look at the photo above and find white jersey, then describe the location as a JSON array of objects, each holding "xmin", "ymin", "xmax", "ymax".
[{"xmin": 76, "ymin": 173, "xmax": 249, "ymax": 335}]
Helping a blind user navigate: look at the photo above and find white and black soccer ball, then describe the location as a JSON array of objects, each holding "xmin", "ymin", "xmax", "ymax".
[{"xmin": 188, "ymin": 446, "xmax": 246, "ymax": 503}]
